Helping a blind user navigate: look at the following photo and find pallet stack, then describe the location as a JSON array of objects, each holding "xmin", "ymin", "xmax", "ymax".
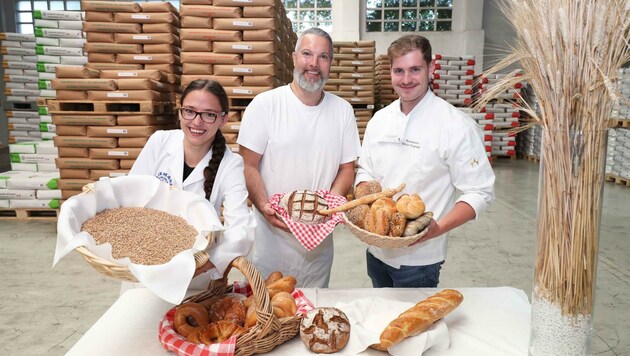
[
  {"xmin": 374, "ymin": 54, "xmax": 396, "ymax": 107},
  {"xmin": 178, "ymin": 0, "xmax": 296, "ymax": 153},
  {"xmin": 327, "ymin": 41, "xmax": 375, "ymax": 106},
  {"xmin": 354, "ymin": 108, "xmax": 373, "ymax": 142},
  {"xmin": 612, "ymin": 67, "xmax": 629, "ymax": 119},
  {"xmin": 608, "ymin": 128, "xmax": 630, "ymax": 181},
  {"xmin": 431, "ymin": 54, "xmax": 475, "ymax": 107}
]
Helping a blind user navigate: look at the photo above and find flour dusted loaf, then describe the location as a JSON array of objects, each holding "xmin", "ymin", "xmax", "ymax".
[
  {"xmin": 300, "ymin": 307, "xmax": 351, "ymax": 354},
  {"xmin": 280, "ymin": 190, "xmax": 329, "ymax": 225}
]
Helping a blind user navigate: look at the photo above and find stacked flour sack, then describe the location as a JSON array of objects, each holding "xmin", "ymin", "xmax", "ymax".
[
  {"xmin": 178, "ymin": 0, "xmax": 296, "ymax": 153},
  {"xmin": 431, "ymin": 54, "xmax": 475, "ymax": 107},
  {"xmin": 374, "ymin": 54, "xmax": 396, "ymax": 107},
  {"xmin": 612, "ymin": 67, "xmax": 629, "ymax": 119},
  {"xmin": 516, "ymin": 83, "xmax": 542, "ymax": 161},
  {"xmin": 608, "ymin": 128, "xmax": 630, "ymax": 180},
  {"xmin": 1, "ymin": 33, "xmax": 41, "ymax": 145},
  {"xmin": 1, "ymin": 141, "xmax": 60, "ymax": 210},
  {"xmin": 326, "ymin": 41, "xmax": 376, "ymax": 106}
]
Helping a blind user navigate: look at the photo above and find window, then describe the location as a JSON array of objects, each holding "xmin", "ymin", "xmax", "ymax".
[
  {"xmin": 365, "ymin": 0, "xmax": 452, "ymax": 32},
  {"xmin": 16, "ymin": 0, "xmax": 179, "ymax": 34},
  {"xmin": 283, "ymin": 0, "xmax": 333, "ymax": 34}
]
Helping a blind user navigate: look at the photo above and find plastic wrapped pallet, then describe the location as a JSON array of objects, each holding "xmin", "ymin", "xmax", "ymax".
[{"xmin": 431, "ymin": 54, "xmax": 476, "ymax": 108}]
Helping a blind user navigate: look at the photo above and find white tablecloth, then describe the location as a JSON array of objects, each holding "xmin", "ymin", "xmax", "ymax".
[{"xmin": 67, "ymin": 287, "xmax": 531, "ymax": 356}]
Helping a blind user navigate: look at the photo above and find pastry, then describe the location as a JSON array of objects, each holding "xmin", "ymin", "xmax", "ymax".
[{"xmin": 174, "ymin": 302, "xmax": 210, "ymax": 338}]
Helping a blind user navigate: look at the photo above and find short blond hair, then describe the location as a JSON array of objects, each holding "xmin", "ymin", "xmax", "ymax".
[{"xmin": 388, "ymin": 35, "xmax": 432, "ymax": 64}]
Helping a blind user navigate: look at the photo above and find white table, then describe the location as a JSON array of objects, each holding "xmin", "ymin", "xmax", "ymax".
[{"xmin": 67, "ymin": 287, "xmax": 531, "ymax": 356}]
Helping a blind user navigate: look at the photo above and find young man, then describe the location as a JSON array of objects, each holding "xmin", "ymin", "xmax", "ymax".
[
  {"xmin": 356, "ymin": 35, "xmax": 495, "ymax": 288},
  {"xmin": 237, "ymin": 28, "xmax": 361, "ymax": 288}
]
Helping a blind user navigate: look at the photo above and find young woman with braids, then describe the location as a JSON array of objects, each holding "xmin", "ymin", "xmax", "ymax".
[{"xmin": 129, "ymin": 79, "xmax": 255, "ymax": 290}]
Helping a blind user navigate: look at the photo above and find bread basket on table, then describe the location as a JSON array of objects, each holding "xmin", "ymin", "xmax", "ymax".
[{"xmin": 160, "ymin": 256, "xmax": 302, "ymax": 356}]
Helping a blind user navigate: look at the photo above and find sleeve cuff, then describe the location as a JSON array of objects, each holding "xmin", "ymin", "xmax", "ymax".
[{"xmin": 456, "ymin": 193, "xmax": 489, "ymax": 220}]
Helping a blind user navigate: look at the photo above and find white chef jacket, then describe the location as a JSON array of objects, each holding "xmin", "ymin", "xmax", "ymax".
[
  {"xmin": 356, "ymin": 90, "xmax": 495, "ymax": 268},
  {"xmin": 237, "ymin": 85, "xmax": 361, "ymax": 287},
  {"xmin": 128, "ymin": 130, "xmax": 256, "ymax": 289}
]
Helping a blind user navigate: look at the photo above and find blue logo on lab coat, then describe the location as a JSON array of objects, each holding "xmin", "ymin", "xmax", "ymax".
[{"xmin": 156, "ymin": 171, "xmax": 173, "ymax": 185}]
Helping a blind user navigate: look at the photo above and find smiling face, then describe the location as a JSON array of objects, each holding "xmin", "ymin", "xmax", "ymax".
[
  {"xmin": 390, "ymin": 49, "xmax": 435, "ymax": 114},
  {"xmin": 179, "ymin": 89, "xmax": 226, "ymax": 151},
  {"xmin": 292, "ymin": 34, "xmax": 332, "ymax": 92}
]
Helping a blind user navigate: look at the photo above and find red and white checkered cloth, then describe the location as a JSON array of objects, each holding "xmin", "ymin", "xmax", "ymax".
[
  {"xmin": 158, "ymin": 282, "xmax": 314, "ymax": 356},
  {"xmin": 269, "ymin": 190, "xmax": 347, "ymax": 251}
]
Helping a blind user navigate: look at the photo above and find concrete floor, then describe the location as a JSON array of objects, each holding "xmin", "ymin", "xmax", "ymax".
[{"xmin": 0, "ymin": 159, "xmax": 629, "ymax": 355}]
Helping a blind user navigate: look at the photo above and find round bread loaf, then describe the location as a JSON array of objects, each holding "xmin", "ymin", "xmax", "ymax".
[
  {"xmin": 371, "ymin": 197, "xmax": 397, "ymax": 217},
  {"xmin": 300, "ymin": 307, "xmax": 351, "ymax": 354},
  {"xmin": 347, "ymin": 204, "xmax": 370, "ymax": 228},
  {"xmin": 354, "ymin": 180, "xmax": 382, "ymax": 199},
  {"xmin": 279, "ymin": 190, "xmax": 329, "ymax": 225}
]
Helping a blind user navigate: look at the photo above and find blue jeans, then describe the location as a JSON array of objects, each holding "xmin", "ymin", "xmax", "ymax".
[{"xmin": 366, "ymin": 250, "xmax": 444, "ymax": 288}]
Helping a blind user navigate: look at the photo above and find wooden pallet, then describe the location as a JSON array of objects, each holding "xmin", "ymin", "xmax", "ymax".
[
  {"xmin": 605, "ymin": 174, "xmax": 630, "ymax": 187},
  {"xmin": 524, "ymin": 154, "xmax": 540, "ymax": 163},
  {"xmin": 47, "ymin": 100, "xmax": 175, "ymax": 115},
  {"xmin": 492, "ymin": 154, "xmax": 517, "ymax": 161},
  {"xmin": 5, "ymin": 102, "xmax": 38, "ymax": 110},
  {"xmin": 0, "ymin": 208, "xmax": 59, "ymax": 220},
  {"xmin": 228, "ymin": 97, "xmax": 254, "ymax": 109},
  {"xmin": 609, "ymin": 118, "xmax": 630, "ymax": 128}
]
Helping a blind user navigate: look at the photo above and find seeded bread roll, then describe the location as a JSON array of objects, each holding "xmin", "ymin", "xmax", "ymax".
[
  {"xmin": 389, "ymin": 212, "xmax": 407, "ymax": 237},
  {"xmin": 347, "ymin": 204, "xmax": 370, "ymax": 228},
  {"xmin": 354, "ymin": 180, "xmax": 382, "ymax": 199}
]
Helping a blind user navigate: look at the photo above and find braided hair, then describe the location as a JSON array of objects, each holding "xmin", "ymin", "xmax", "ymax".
[{"xmin": 180, "ymin": 80, "xmax": 229, "ymax": 200}]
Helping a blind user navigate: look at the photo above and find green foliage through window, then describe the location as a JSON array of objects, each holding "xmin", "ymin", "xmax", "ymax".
[{"xmin": 366, "ymin": 0, "xmax": 451, "ymax": 32}]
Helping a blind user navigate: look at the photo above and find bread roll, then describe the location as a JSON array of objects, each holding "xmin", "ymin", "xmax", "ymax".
[
  {"xmin": 266, "ymin": 275, "xmax": 297, "ymax": 298},
  {"xmin": 396, "ymin": 194, "xmax": 426, "ymax": 219},
  {"xmin": 372, "ymin": 289, "xmax": 463, "ymax": 351},
  {"xmin": 347, "ymin": 204, "xmax": 370, "ymax": 228},
  {"xmin": 271, "ymin": 291, "xmax": 297, "ymax": 318},
  {"xmin": 280, "ymin": 190, "xmax": 329, "ymax": 225},
  {"xmin": 354, "ymin": 180, "xmax": 382, "ymax": 199},
  {"xmin": 374, "ymin": 208, "xmax": 390, "ymax": 235},
  {"xmin": 371, "ymin": 197, "xmax": 397, "ymax": 217},
  {"xmin": 300, "ymin": 307, "xmax": 351, "ymax": 354},
  {"xmin": 389, "ymin": 212, "xmax": 407, "ymax": 237},
  {"xmin": 363, "ymin": 209, "xmax": 378, "ymax": 234},
  {"xmin": 264, "ymin": 271, "xmax": 283, "ymax": 286}
]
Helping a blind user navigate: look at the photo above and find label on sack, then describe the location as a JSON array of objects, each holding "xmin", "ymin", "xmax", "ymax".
[
  {"xmin": 134, "ymin": 55, "xmax": 152, "ymax": 60},
  {"xmin": 108, "ymin": 151, "xmax": 128, "ymax": 156},
  {"xmin": 231, "ymin": 125, "xmax": 240, "ymax": 130},
  {"xmin": 233, "ymin": 21, "xmax": 253, "ymax": 27},
  {"xmin": 352, "ymin": 61, "xmax": 363, "ymax": 65},
  {"xmin": 107, "ymin": 129, "xmax": 128, "ymax": 134},
  {"xmin": 133, "ymin": 35, "xmax": 151, "ymax": 40},
  {"xmin": 233, "ymin": 89, "xmax": 252, "ymax": 94},
  {"xmin": 233, "ymin": 67, "xmax": 252, "ymax": 73},
  {"xmin": 351, "ymin": 73, "xmax": 363, "ymax": 77},
  {"xmin": 118, "ymin": 72, "xmax": 138, "ymax": 77},
  {"xmin": 132, "ymin": 14, "xmax": 150, "ymax": 20},
  {"xmin": 352, "ymin": 48, "xmax": 364, "ymax": 53},
  {"xmin": 232, "ymin": 44, "xmax": 252, "ymax": 50},
  {"xmin": 107, "ymin": 92, "xmax": 128, "ymax": 98}
]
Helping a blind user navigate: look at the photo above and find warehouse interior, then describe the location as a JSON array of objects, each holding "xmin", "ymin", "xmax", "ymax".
[{"xmin": 0, "ymin": 0, "xmax": 628, "ymax": 355}]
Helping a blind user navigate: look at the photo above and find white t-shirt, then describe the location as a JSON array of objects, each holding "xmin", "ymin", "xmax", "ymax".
[
  {"xmin": 237, "ymin": 85, "xmax": 361, "ymax": 287},
  {"xmin": 356, "ymin": 90, "xmax": 495, "ymax": 268}
]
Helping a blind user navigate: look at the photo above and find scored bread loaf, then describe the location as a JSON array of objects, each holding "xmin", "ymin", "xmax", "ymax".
[
  {"xmin": 371, "ymin": 289, "xmax": 463, "ymax": 351},
  {"xmin": 280, "ymin": 190, "xmax": 329, "ymax": 225}
]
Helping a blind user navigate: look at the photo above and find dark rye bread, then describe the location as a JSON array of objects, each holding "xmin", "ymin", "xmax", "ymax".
[{"xmin": 279, "ymin": 190, "xmax": 329, "ymax": 225}]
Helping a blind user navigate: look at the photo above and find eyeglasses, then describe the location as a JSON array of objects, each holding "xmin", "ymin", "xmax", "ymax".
[{"xmin": 179, "ymin": 107, "xmax": 225, "ymax": 123}]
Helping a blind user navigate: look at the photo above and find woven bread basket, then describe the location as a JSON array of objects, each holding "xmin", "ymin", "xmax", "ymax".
[
  {"xmin": 342, "ymin": 211, "xmax": 433, "ymax": 249},
  {"xmin": 177, "ymin": 256, "xmax": 302, "ymax": 356},
  {"xmin": 74, "ymin": 183, "xmax": 213, "ymax": 283}
]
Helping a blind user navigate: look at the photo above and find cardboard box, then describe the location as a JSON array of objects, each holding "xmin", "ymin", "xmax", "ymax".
[
  {"xmin": 181, "ymin": 52, "xmax": 241, "ymax": 64},
  {"xmin": 212, "ymin": 41, "xmax": 275, "ymax": 53},
  {"xmin": 58, "ymin": 147, "xmax": 89, "ymax": 158},
  {"xmin": 55, "ymin": 66, "xmax": 100, "ymax": 78},
  {"xmin": 114, "ymin": 12, "xmax": 180, "ymax": 25},
  {"xmin": 53, "ymin": 114, "xmax": 117, "ymax": 126},
  {"xmin": 116, "ymin": 78, "xmax": 170, "ymax": 92},
  {"xmin": 180, "ymin": 29, "xmax": 242, "ymax": 41},
  {"xmin": 213, "ymin": 64, "xmax": 274, "ymax": 76},
  {"xmin": 87, "ymin": 90, "xmax": 171, "ymax": 101},
  {"xmin": 182, "ymin": 40, "xmax": 212, "ymax": 52},
  {"xmin": 142, "ymin": 24, "xmax": 179, "ymax": 34},
  {"xmin": 55, "ymin": 125, "xmax": 87, "ymax": 136},
  {"xmin": 85, "ymin": 63, "xmax": 143, "ymax": 71},
  {"xmin": 116, "ymin": 53, "xmax": 178, "ymax": 64},
  {"xmin": 88, "ymin": 148, "xmax": 142, "ymax": 159},
  {"xmin": 180, "ymin": 5, "xmax": 242, "ymax": 18},
  {"xmin": 88, "ymin": 52, "xmax": 116, "ymax": 63},
  {"xmin": 52, "ymin": 78, "xmax": 117, "ymax": 91},
  {"xmin": 83, "ymin": 22, "xmax": 142, "ymax": 34},
  {"xmin": 181, "ymin": 75, "xmax": 241, "ymax": 87},
  {"xmin": 53, "ymin": 136, "xmax": 118, "ymax": 148},
  {"xmin": 181, "ymin": 16, "xmax": 213, "ymax": 29},
  {"xmin": 99, "ymin": 69, "xmax": 164, "ymax": 81},
  {"xmin": 242, "ymin": 29, "xmax": 275, "ymax": 41},
  {"xmin": 116, "ymin": 114, "xmax": 176, "ymax": 125},
  {"xmin": 84, "ymin": 42, "xmax": 143, "ymax": 54},
  {"xmin": 86, "ymin": 32, "xmax": 115, "ymax": 43},
  {"xmin": 55, "ymin": 90, "xmax": 88, "ymax": 100},
  {"xmin": 85, "ymin": 11, "xmax": 114, "ymax": 22},
  {"xmin": 80, "ymin": 1, "xmax": 141, "ymax": 12},
  {"xmin": 140, "ymin": 2, "xmax": 178, "ymax": 13},
  {"xmin": 143, "ymin": 44, "xmax": 179, "ymax": 54},
  {"xmin": 118, "ymin": 137, "xmax": 148, "ymax": 148},
  {"xmin": 115, "ymin": 33, "xmax": 179, "ymax": 45},
  {"xmin": 119, "ymin": 159, "xmax": 136, "ymax": 169},
  {"xmin": 59, "ymin": 169, "xmax": 90, "ymax": 179},
  {"xmin": 182, "ymin": 63, "xmax": 213, "ymax": 75},
  {"xmin": 213, "ymin": 18, "xmax": 275, "ymax": 30},
  {"xmin": 86, "ymin": 125, "xmax": 167, "ymax": 138},
  {"xmin": 89, "ymin": 169, "xmax": 130, "ymax": 180}
]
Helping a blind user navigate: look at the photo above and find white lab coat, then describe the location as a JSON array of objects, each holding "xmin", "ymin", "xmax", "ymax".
[{"xmin": 127, "ymin": 130, "xmax": 256, "ymax": 290}]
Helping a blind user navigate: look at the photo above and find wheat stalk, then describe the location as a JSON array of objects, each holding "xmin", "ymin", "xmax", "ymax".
[{"xmin": 481, "ymin": 0, "xmax": 629, "ymax": 317}]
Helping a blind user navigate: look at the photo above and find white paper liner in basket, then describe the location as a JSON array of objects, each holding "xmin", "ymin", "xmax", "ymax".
[
  {"xmin": 342, "ymin": 211, "xmax": 433, "ymax": 249},
  {"xmin": 53, "ymin": 175, "xmax": 224, "ymax": 304}
]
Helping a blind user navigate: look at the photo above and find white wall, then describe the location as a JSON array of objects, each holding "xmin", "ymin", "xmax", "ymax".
[{"xmin": 329, "ymin": 0, "xmax": 485, "ymax": 72}]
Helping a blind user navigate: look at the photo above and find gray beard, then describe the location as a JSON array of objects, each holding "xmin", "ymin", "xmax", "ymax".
[{"xmin": 293, "ymin": 68, "xmax": 326, "ymax": 92}]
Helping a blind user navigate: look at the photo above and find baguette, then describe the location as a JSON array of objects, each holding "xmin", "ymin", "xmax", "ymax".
[
  {"xmin": 319, "ymin": 183, "xmax": 406, "ymax": 215},
  {"xmin": 371, "ymin": 289, "xmax": 463, "ymax": 351}
]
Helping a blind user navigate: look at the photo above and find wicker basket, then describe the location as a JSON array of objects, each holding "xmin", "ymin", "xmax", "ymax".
[
  {"xmin": 342, "ymin": 211, "xmax": 433, "ymax": 249},
  {"xmin": 73, "ymin": 182, "xmax": 213, "ymax": 282},
  {"xmin": 178, "ymin": 256, "xmax": 302, "ymax": 356}
]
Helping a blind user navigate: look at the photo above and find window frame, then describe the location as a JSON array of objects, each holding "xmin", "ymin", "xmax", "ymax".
[
  {"xmin": 283, "ymin": 0, "xmax": 333, "ymax": 34},
  {"xmin": 365, "ymin": 0, "xmax": 453, "ymax": 33}
]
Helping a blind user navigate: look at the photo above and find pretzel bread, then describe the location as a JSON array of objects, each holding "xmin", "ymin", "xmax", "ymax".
[
  {"xmin": 371, "ymin": 289, "xmax": 463, "ymax": 351},
  {"xmin": 319, "ymin": 184, "xmax": 406, "ymax": 215}
]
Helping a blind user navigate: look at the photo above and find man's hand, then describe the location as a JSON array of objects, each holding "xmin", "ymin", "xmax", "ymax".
[
  {"xmin": 261, "ymin": 202, "xmax": 290, "ymax": 232},
  {"xmin": 409, "ymin": 218, "xmax": 440, "ymax": 246}
]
